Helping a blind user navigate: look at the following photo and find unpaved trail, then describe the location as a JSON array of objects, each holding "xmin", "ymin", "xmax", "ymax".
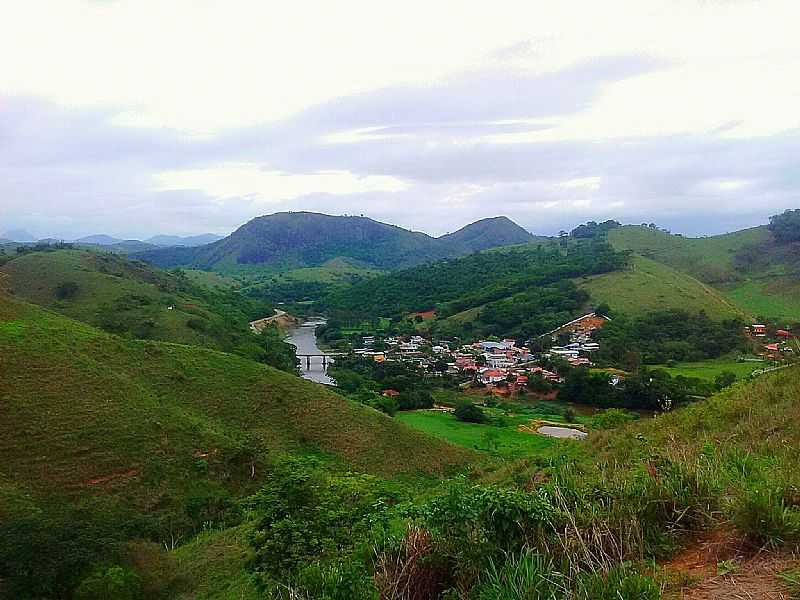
[{"xmin": 663, "ymin": 530, "xmax": 797, "ymax": 600}]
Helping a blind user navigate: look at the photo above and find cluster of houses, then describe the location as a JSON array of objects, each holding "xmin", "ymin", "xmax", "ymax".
[
  {"xmin": 346, "ymin": 312, "xmax": 616, "ymax": 394},
  {"xmin": 749, "ymin": 324, "xmax": 797, "ymax": 359}
]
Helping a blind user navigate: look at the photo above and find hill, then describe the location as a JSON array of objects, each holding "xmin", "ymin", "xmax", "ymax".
[
  {"xmin": 608, "ymin": 225, "xmax": 800, "ymax": 321},
  {"xmin": 437, "ymin": 215, "xmax": 537, "ymax": 254},
  {"xmin": 577, "ymin": 255, "xmax": 746, "ymax": 319},
  {"xmin": 133, "ymin": 211, "xmax": 534, "ymax": 272},
  {"xmin": 0, "ymin": 291, "xmax": 474, "ymax": 596},
  {"xmin": 0, "ymin": 248, "xmax": 270, "ymax": 356},
  {"xmin": 75, "ymin": 234, "xmax": 125, "ymax": 245},
  {"xmin": 325, "ymin": 240, "xmax": 628, "ymax": 339}
]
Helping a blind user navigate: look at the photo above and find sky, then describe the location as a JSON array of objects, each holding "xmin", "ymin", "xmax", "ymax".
[{"xmin": 1, "ymin": 0, "xmax": 799, "ymax": 240}]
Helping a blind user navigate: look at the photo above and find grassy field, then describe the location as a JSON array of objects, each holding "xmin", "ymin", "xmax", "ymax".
[
  {"xmin": 653, "ymin": 357, "xmax": 767, "ymax": 382},
  {"xmin": 396, "ymin": 405, "xmax": 578, "ymax": 459},
  {"xmin": 578, "ymin": 255, "xmax": 746, "ymax": 319},
  {"xmin": 608, "ymin": 225, "xmax": 769, "ymax": 283},
  {"xmin": 182, "ymin": 269, "xmax": 239, "ymax": 289},
  {"xmin": 721, "ymin": 277, "xmax": 800, "ymax": 322}
]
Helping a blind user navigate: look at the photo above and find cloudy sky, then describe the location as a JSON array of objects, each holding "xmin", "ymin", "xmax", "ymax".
[{"xmin": 1, "ymin": 0, "xmax": 799, "ymax": 239}]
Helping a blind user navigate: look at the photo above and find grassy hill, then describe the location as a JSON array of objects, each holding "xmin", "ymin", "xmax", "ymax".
[
  {"xmin": 0, "ymin": 291, "xmax": 474, "ymax": 595},
  {"xmin": 577, "ymin": 255, "xmax": 746, "ymax": 319},
  {"xmin": 133, "ymin": 211, "xmax": 535, "ymax": 273},
  {"xmin": 0, "ymin": 249, "xmax": 271, "ymax": 355},
  {"xmin": 609, "ymin": 225, "xmax": 800, "ymax": 321},
  {"xmin": 608, "ymin": 225, "xmax": 769, "ymax": 283}
]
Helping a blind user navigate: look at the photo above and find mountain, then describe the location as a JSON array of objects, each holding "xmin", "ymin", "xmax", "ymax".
[
  {"xmin": 133, "ymin": 212, "xmax": 533, "ymax": 272},
  {"xmin": 437, "ymin": 215, "xmax": 535, "ymax": 253},
  {"xmin": 75, "ymin": 234, "xmax": 124, "ymax": 245},
  {"xmin": 146, "ymin": 233, "xmax": 225, "ymax": 247},
  {"xmin": 1, "ymin": 228, "xmax": 35, "ymax": 242}
]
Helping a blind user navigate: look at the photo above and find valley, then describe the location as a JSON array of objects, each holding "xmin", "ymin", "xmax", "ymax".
[{"xmin": 1, "ymin": 209, "xmax": 799, "ymax": 599}]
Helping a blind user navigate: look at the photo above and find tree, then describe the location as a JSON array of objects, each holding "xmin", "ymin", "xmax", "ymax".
[
  {"xmin": 259, "ymin": 324, "xmax": 299, "ymax": 374},
  {"xmin": 714, "ymin": 371, "xmax": 737, "ymax": 391},
  {"xmin": 454, "ymin": 400, "xmax": 487, "ymax": 423},
  {"xmin": 768, "ymin": 209, "xmax": 800, "ymax": 243}
]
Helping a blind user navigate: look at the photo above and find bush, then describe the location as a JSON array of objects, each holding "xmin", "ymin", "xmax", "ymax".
[
  {"xmin": 591, "ymin": 408, "xmax": 635, "ymax": 430},
  {"xmin": 74, "ymin": 566, "xmax": 142, "ymax": 600},
  {"xmin": 55, "ymin": 280, "xmax": 79, "ymax": 300},
  {"xmin": 733, "ymin": 484, "xmax": 800, "ymax": 548},
  {"xmin": 454, "ymin": 401, "xmax": 487, "ymax": 423}
]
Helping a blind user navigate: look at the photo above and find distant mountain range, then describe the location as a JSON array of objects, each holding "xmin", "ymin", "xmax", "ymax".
[
  {"xmin": 133, "ymin": 212, "xmax": 535, "ymax": 271},
  {"xmin": 0, "ymin": 231, "xmax": 224, "ymax": 250},
  {"xmin": 1, "ymin": 229, "xmax": 36, "ymax": 242}
]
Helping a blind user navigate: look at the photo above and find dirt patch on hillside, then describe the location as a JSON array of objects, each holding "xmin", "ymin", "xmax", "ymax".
[
  {"xmin": 663, "ymin": 530, "xmax": 797, "ymax": 599},
  {"xmin": 82, "ymin": 468, "xmax": 139, "ymax": 487}
]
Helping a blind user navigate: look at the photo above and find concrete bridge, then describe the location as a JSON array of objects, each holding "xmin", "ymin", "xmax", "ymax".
[{"xmin": 297, "ymin": 353, "xmax": 345, "ymax": 370}]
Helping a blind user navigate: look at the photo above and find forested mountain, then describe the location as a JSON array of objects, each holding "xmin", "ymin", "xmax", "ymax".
[{"xmin": 133, "ymin": 212, "xmax": 534, "ymax": 272}]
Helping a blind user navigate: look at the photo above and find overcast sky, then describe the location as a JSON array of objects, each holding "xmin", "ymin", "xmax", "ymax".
[{"xmin": 1, "ymin": 0, "xmax": 799, "ymax": 239}]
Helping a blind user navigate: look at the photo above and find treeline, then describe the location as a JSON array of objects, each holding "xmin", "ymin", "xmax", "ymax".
[
  {"xmin": 327, "ymin": 355, "xmax": 457, "ymax": 414},
  {"xmin": 594, "ymin": 309, "xmax": 747, "ymax": 365},
  {"xmin": 560, "ymin": 366, "xmax": 732, "ymax": 412},
  {"xmin": 325, "ymin": 240, "xmax": 627, "ymax": 326}
]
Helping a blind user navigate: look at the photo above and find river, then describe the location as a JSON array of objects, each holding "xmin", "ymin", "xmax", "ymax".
[{"xmin": 286, "ymin": 319, "xmax": 335, "ymax": 385}]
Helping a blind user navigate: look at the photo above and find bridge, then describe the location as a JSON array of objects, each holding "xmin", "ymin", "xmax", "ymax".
[{"xmin": 296, "ymin": 353, "xmax": 345, "ymax": 370}]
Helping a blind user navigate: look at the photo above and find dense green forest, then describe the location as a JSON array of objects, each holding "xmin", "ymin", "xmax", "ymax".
[
  {"xmin": 325, "ymin": 241, "xmax": 627, "ymax": 338},
  {"xmin": 594, "ymin": 309, "xmax": 747, "ymax": 365}
]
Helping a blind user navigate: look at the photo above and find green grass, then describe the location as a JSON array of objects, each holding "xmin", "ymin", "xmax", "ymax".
[
  {"xmin": 0, "ymin": 292, "xmax": 475, "ymax": 497},
  {"xmin": 396, "ymin": 409, "xmax": 566, "ymax": 459},
  {"xmin": 0, "ymin": 249, "xmax": 259, "ymax": 352},
  {"xmin": 653, "ymin": 357, "xmax": 767, "ymax": 382},
  {"xmin": 173, "ymin": 525, "xmax": 259, "ymax": 600},
  {"xmin": 578, "ymin": 255, "xmax": 745, "ymax": 319},
  {"xmin": 608, "ymin": 225, "xmax": 800, "ymax": 321},
  {"xmin": 608, "ymin": 225, "xmax": 769, "ymax": 283},
  {"xmin": 182, "ymin": 269, "xmax": 238, "ymax": 289},
  {"xmin": 721, "ymin": 278, "xmax": 800, "ymax": 322}
]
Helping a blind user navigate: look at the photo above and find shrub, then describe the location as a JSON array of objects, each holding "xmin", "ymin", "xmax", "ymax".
[
  {"xmin": 454, "ymin": 401, "xmax": 487, "ymax": 424},
  {"xmin": 55, "ymin": 280, "xmax": 79, "ymax": 300},
  {"xmin": 74, "ymin": 566, "xmax": 142, "ymax": 600},
  {"xmin": 733, "ymin": 484, "xmax": 800, "ymax": 548}
]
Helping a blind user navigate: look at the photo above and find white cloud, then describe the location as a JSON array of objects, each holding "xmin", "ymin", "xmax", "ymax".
[{"xmin": 153, "ymin": 164, "xmax": 408, "ymax": 202}]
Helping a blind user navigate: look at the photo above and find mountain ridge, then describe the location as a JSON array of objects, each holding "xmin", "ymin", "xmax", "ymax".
[{"xmin": 133, "ymin": 211, "xmax": 535, "ymax": 271}]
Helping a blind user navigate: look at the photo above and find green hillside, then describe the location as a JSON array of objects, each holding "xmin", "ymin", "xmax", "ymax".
[
  {"xmin": 0, "ymin": 249, "xmax": 270, "ymax": 356},
  {"xmin": 608, "ymin": 225, "xmax": 769, "ymax": 283},
  {"xmin": 0, "ymin": 291, "xmax": 473, "ymax": 596},
  {"xmin": 578, "ymin": 255, "xmax": 746, "ymax": 319},
  {"xmin": 133, "ymin": 212, "xmax": 534, "ymax": 272},
  {"xmin": 609, "ymin": 225, "xmax": 800, "ymax": 321},
  {"xmin": 325, "ymin": 240, "xmax": 627, "ymax": 339}
]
